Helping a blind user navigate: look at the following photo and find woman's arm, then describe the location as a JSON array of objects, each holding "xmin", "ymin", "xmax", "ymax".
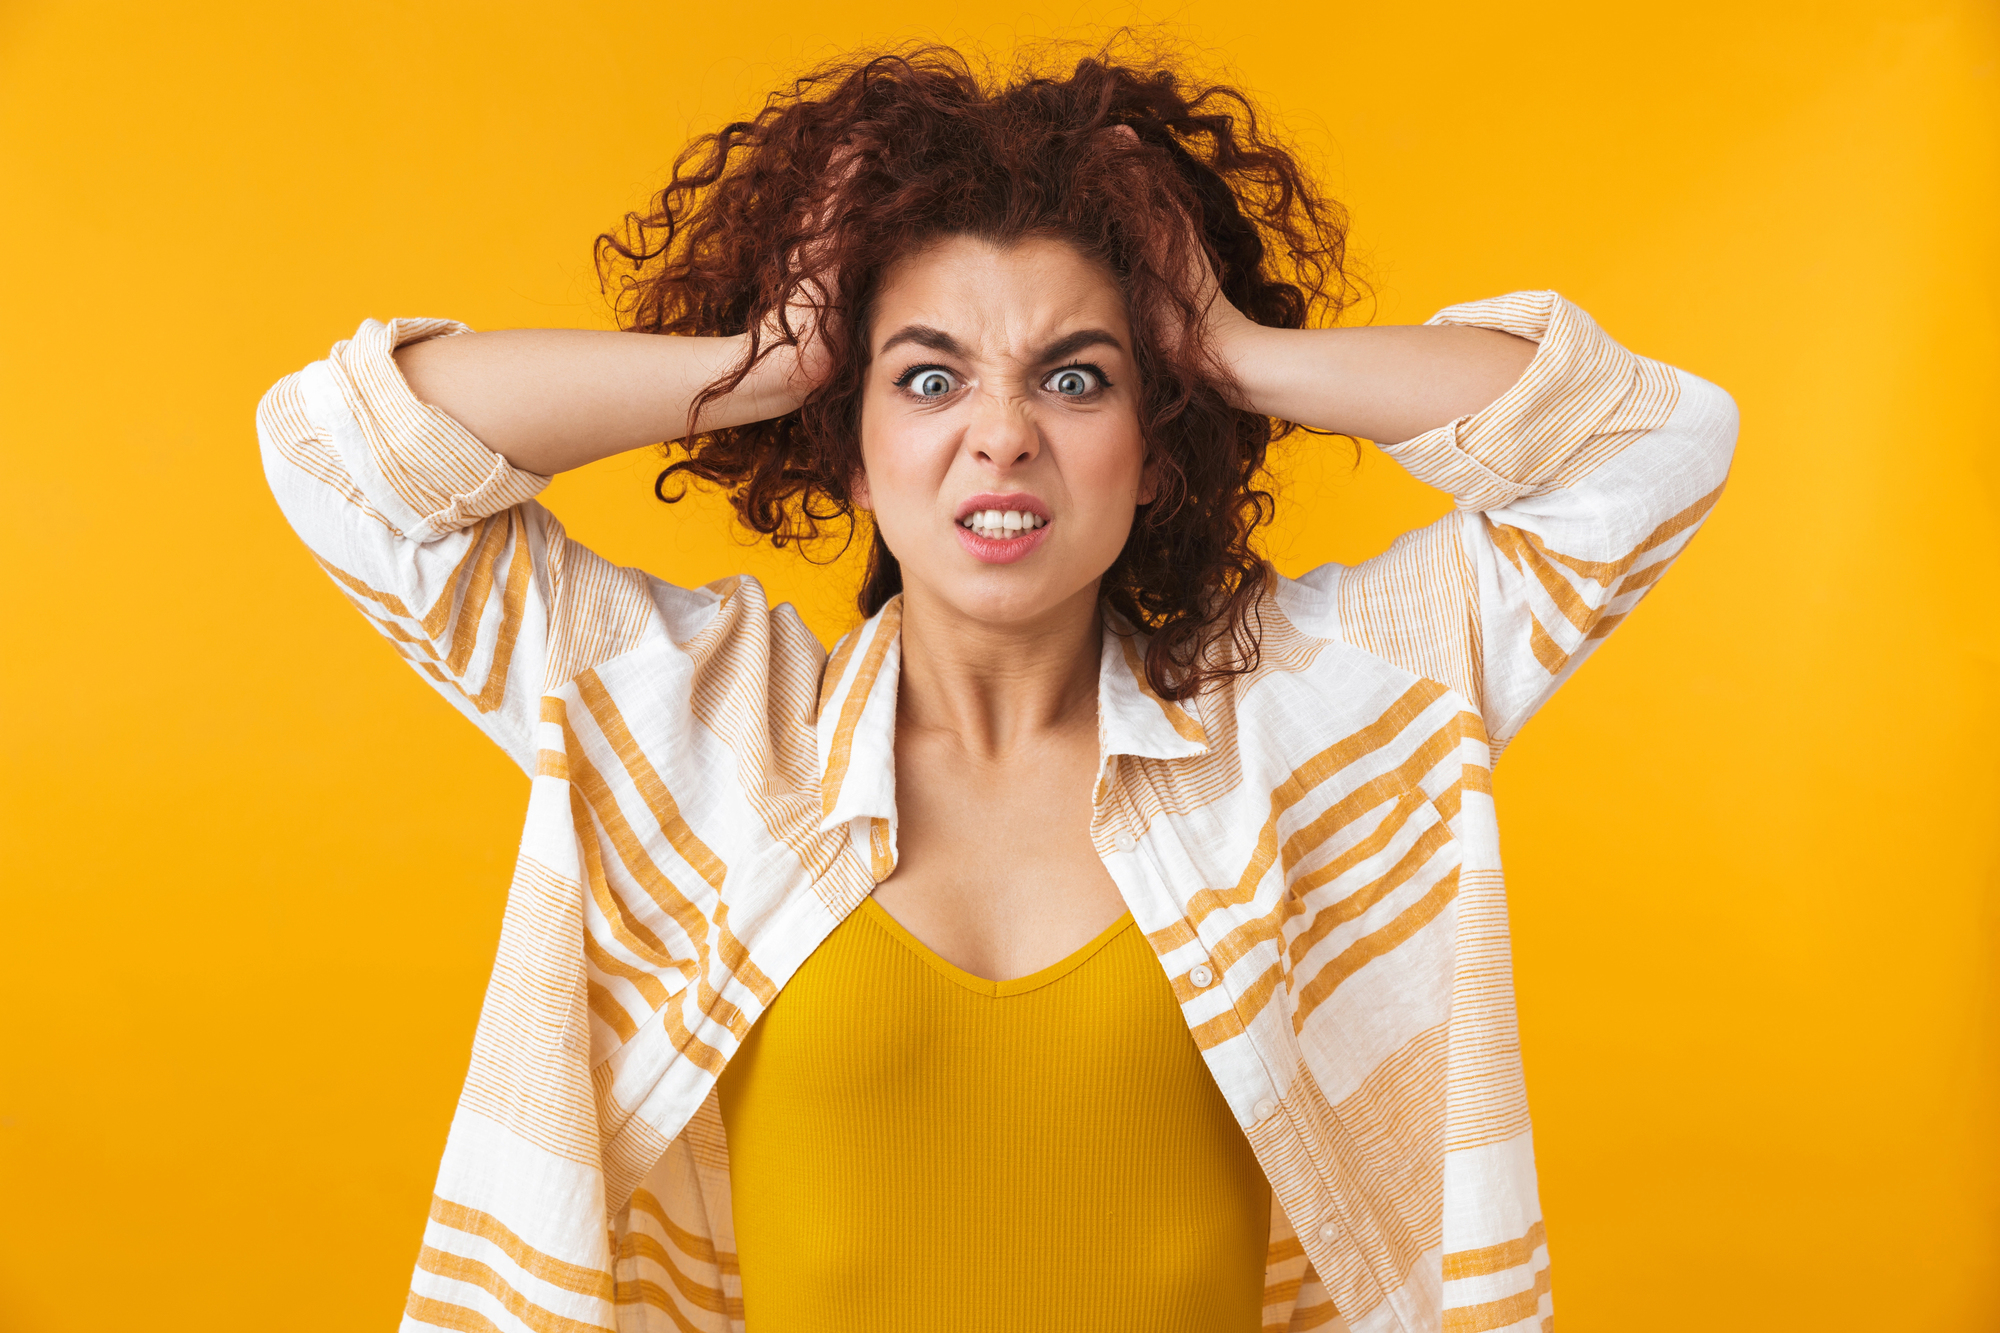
[
  {"xmin": 1211, "ymin": 318, "xmax": 1538, "ymax": 445},
  {"xmin": 259, "ymin": 317, "xmax": 806, "ymax": 768},
  {"xmin": 1230, "ymin": 289, "xmax": 1738, "ymax": 751},
  {"xmin": 393, "ymin": 330, "xmax": 809, "ymax": 477}
]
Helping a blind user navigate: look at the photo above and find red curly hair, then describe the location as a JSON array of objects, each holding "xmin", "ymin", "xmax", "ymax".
[{"xmin": 595, "ymin": 43, "xmax": 1351, "ymax": 700}]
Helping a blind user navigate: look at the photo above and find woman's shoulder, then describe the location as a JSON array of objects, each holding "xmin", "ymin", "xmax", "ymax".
[
  {"xmin": 541, "ymin": 564, "xmax": 832, "ymax": 713},
  {"xmin": 1214, "ymin": 553, "xmax": 1488, "ymax": 727}
]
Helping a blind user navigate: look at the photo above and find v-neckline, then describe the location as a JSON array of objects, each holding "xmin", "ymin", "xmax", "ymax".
[{"xmin": 857, "ymin": 896, "xmax": 1136, "ymax": 999}]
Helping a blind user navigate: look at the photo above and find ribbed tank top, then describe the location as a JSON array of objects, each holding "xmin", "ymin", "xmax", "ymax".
[{"xmin": 714, "ymin": 894, "xmax": 1272, "ymax": 1332}]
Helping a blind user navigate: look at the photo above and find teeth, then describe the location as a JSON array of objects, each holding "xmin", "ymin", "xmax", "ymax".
[{"xmin": 961, "ymin": 509, "xmax": 1045, "ymax": 539}]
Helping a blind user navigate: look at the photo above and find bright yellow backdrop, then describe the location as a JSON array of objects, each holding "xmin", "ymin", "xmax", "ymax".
[{"xmin": 2, "ymin": 2, "xmax": 1995, "ymax": 1329}]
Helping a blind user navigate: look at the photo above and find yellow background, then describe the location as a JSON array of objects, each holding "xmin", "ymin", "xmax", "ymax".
[{"xmin": 2, "ymin": 1, "xmax": 1995, "ymax": 1328}]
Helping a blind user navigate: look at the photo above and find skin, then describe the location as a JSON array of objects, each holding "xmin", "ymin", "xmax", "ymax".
[
  {"xmin": 855, "ymin": 235, "xmax": 1149, "ymax": 979},
  {"xmin": 395, "ymin": 225, "xmax": 1534, "ymax": 981}
]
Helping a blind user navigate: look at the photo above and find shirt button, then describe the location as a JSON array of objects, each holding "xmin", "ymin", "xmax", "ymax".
[
  {"xmin": 1189, "ymin": 963, "xmax": 1215, "ymax": 988},
  {"xmin": 1253, "ymin": 1098, "xmax": 1277, "ymax": 1121},
  {"xmin": 1317, "ymin": 1222, "xmax": 1338, "ymax": 1244}
]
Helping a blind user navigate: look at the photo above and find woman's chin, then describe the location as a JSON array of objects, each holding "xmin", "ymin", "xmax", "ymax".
[{"xmin": 905, "ymin": 562, "xmax": 1106, "ymax": 634}]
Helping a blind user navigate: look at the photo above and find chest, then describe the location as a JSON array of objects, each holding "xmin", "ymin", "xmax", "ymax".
[
  {"xmin": 869, "ymin": 717, "xmax": 1129, "ymax": 983},
  {"xmin": 711, "ymin": 899, "xmax": 1273, "ymax": 1333}
]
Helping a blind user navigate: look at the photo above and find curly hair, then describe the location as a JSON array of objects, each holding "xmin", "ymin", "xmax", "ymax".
[{"xmin": 595, "ymin": 42, "xmax": 1352, "ymax": 700}]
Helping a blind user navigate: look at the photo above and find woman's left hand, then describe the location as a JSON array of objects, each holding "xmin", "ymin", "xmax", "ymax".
[
  {"xmin": 1182, "ymin": 242, "xmax": 1261, "ymax": 395},
  {"xmin": 1106, "ymin": 121, "xmax": 1259, "ymax": 398}
]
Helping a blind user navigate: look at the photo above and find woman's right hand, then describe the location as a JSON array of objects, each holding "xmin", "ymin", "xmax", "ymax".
[
  {"xmin": 751, "ymin": 269, "xmax": 837, "ymax": 406},
  {"xmin": 751, "ymin": 143, "xmax": 860, "ymax": 401},
  {"xmin": 388, "ymin": 149, "xmax": 859, "ymax": 479}
]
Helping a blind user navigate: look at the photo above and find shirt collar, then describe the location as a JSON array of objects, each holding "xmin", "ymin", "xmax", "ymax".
[
  {"xmin": 814, "ymin": 596, "xmax": 904, "ymax": 834},
  {"xmin": 1094, "ymin": 606, "xmax": 1211, "ymax": 763},
  {"xmin": 812, "ymin": 597, "xmax": 1210, "ymax": 838}
]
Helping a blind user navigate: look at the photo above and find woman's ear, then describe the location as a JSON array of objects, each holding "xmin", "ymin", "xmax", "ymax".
[
  {"xmin": 850, "ymin": 468, "xmax": 873, "ymax": 510},
  {"xmin": 1136, "ymin": 457, "xmax": 1160, "ymax": 507}
]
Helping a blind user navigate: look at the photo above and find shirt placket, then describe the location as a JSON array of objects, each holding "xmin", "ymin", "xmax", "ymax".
[{"xmin": 1095, "ymin": 769, "xmax": 1421, "ymax": 1333}]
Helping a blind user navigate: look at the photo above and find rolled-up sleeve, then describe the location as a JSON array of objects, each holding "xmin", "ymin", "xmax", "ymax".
[
  {"xmin": 256, "ymin": 318, "xmax": 563, "ymax": 767},
  {"xmin": 1295, "ymin": 291, "xmax": 1739, "ymax": 752}
]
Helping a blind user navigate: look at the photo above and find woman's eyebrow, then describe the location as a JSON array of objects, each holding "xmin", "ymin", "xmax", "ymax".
[
  {"xmin": 876, "ymin": 325, "xmax": 1127, "ymax": 362},
  {"xmin": 1036, "ymin": 329, "xmax": 1125, "ymax": 363},
  {"xmin": 878, "ymin": 324, "xmax": 967, "ymax": 358}
]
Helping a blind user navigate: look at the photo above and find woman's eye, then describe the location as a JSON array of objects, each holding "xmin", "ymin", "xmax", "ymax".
[
  {"xmin": 913, "ymin": 370, "xmax": 956, "ymax": 398},
  {"xmin": 1047, "ymin": 367, "xmax": 1102, "ymax": 397}
]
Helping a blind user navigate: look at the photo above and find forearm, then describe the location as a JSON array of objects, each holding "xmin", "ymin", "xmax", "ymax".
[
  {"xmin": 1216, "ymin": 321, "xmax": 1537, "ymax": 446},
  {"xmin": 392, "ymin": 328, "xmax": 805, "ymax": 476}
]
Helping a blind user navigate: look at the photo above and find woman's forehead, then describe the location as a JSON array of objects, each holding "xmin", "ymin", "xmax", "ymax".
[{"xmin": 870, "ymin": 234, "xmax": 1129, "ymax": 359}]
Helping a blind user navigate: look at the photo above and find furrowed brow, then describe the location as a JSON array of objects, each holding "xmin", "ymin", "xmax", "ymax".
[
  {"xmin": 1036, "ymin": 328, "xmax": 1126, "ymax": 363},
  {"xmin": 878, "ymin": 324, "xmax": 969, "ymax": 358}
]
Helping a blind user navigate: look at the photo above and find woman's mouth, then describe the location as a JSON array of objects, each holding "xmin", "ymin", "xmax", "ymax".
[
  {"xmin": 959, "ymin": 508, "xmax": 1047, "ymax": 540},
  {"xmin": 955, "ymin": 507, "xmax": 1052, "ymax": 564}
]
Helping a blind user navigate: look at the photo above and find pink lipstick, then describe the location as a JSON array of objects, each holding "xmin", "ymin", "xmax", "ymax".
[{"xmin": 954, "ymin": 493, "xmax": 1052, "ymax": 565}]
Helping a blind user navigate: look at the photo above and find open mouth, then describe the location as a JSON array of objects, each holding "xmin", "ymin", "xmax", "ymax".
[
  {"xmin": 958, "ymin": 508, "xmax": 1048, "ymax": 540},
  {"xmin": 953, "ymin": 498, "xmax": 1052, "ymax": 565}
]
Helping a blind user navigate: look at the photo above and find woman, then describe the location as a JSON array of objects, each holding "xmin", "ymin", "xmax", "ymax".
[{"xmin": 257, "ymin": 46, "xmax": 1735, "ymax": 1333}]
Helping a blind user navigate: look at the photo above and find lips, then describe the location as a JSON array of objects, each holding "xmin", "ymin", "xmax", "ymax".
[
  {"xmin": 952, "ymin": 493, "xmax": 1052, "ymax": 565},
  {"xmin": 955, "ymin": 520, "xmax": 1051, "ymax": 565}
]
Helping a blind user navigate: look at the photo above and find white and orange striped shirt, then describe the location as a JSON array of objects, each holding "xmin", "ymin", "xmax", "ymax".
[{"xmin": 256, "ymin": 290, "xmax": 1736, "ymax": 1333}]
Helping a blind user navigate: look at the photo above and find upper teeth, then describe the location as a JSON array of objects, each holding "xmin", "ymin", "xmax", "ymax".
[{"xmin": 962, "ymin": 509, "xmax": 1045, "ymax": 538}]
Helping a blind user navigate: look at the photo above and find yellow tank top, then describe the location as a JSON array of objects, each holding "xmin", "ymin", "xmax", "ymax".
[{"xmin": 714, "ymin": 895, "xmax": 1271, "ymax": 1332}]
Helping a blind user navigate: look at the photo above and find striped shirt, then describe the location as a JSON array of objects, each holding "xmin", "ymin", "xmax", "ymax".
[{"xmin": 255, "ymin": 290, "xmax": 1738, "ymax": 1333}]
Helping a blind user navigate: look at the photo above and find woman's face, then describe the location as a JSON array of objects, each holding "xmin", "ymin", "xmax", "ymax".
[{"xmin": 854, "ymin": 233, "xmax": 1153, "ymax": 631}]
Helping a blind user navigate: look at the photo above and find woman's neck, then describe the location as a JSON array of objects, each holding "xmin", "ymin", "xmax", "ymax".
[{"xmin": 893, "ymin": 580, "xmax": 1103, "ymax": 761}]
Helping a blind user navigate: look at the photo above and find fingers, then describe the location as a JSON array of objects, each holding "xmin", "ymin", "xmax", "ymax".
[{"xmin": 754, "ymin": 141, "xmax": 862, "ymax": 392}]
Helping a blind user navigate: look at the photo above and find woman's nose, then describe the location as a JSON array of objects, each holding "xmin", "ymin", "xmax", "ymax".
[{"xmin": 965, "ymin": 390, "xmax": 1041, "ymax": 468}]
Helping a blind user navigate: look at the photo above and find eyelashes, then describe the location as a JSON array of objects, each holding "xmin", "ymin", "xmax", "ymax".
[
  {"xmin": 889, "ymin": 362, "xmax": 1116, "ymax": 400},
  {"xmin": 893, "ymin": 365, "xmax": 958, "ymax": 399},
  {"xmin": 1044, "ymin": 363, "xmax": 1111, "ymax": 396}
]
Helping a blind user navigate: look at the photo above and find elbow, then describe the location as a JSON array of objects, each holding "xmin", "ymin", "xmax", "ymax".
[
  {"xmin": 253, "ymin": 366, "xmax": 348, "ymax": 534},
  {"xmin": 254, "ymin": 375, "xmax": 292, "ymax": 474},
  {"xmin": 253, "ymin": 372, "xmax": 309, "ymax": 486},
  {"xmin": 1675, "ymin": 369, "xmax": 1740, "ymax": 479}
]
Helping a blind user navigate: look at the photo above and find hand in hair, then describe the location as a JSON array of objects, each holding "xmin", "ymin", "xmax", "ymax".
[
  {"xmin": 755, "ymin": 144, "xmax": 860, "ymax": 399},
  {"xmin": 1103, "ymin": 119, "xmax": 1262, "ymax": 397}
]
